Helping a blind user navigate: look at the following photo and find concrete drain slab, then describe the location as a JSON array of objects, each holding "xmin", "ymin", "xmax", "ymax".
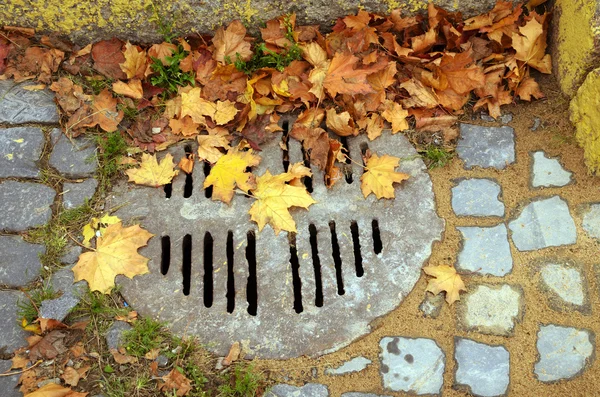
[{"xmin": 109, "ymin": 130, "xmax": 443, "ymax": 359}]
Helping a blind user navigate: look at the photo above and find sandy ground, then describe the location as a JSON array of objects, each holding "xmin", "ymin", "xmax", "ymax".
[{"xmin": 250, "ymin": 75, "xmax": 600, "ymax": 396}]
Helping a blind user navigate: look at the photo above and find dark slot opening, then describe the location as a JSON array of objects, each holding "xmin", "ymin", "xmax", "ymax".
[
  {"xmin": 203, "ymin": 162, "xmax": 213, "ymax": 198},
  {"xmin": 350, "ymin": 221, "xmax": 364, "ymax": 277},
  {"xmin": 164, "ymin": 183, "xmax": 172, "ymax": 198},
  {"xmin": 300, "ymin": 145, "xmax": 314, "ymax": 193},
  {"xmin": 246, "ymin": 231, "xmax": 258, "ymax": 316},
  {"xmin": 161, "ymin": 236, "xmax": 171, "ymax": 275},
  {"xmin": 184, "ymin": 144, "xmax": 193, "ymax": 154},
  {"xmin": 359, "ymin": 142, "xmax": 369, "ymax": 173},
  {"xmin": 226, "ymin": 231, "xmax": 235, "ymax": 313},
  {"xmin": 288, "ymin": 233, "xmax": 304, "ymax": 313},
  {"xmin": 182, "ymin": 234, "xmax": 192, "ymax": 296},
  {"xmin": 372, "ymin": 219, "xmax": 383, "ymax": 254},
  {"xmin": 203, "ymin": 232, "xmax": 214, "ymax": 307},
  {"xmin": 340, "ymin": 136, "xmax": 353, "ymax": 184},
  {"xmin": 184, "ymin": 173, "xmax": 193, "ymax": 198},
  {"xmin": 309, "ymin": 224, "xmax": 323, "ymax": 307},
  {"xmin": 282, "ymin": 120, "xmax": 290, "ymax": 172},
  {"xmin": 329, "ymin": 221, "xmax": 345, "ymax": 295}
]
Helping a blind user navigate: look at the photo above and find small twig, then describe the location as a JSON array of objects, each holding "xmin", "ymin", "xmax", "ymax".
[
  {"xmin": 0, "ymin": 360, "xmax": 43, "ymax": 377},
  {"xmin": 343, "ymin": 154, "xmax": 366, "ymax": 169},
  {"xmin": 0, "ymin": 31, "xmax": 20, "ymax": 48},
  {"xmin": 67, "ymin": 231, "xmax": 92, "ymax": 250}
]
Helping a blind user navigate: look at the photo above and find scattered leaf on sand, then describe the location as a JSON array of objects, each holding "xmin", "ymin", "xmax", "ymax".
[
  {"xmin": 423, "ymin": 264, "xmax": 466, "ymax": 305},
  {"xmin": 222, "ymin": 342, "xmax": 241, "ymax": 366},
  {"xmin": 360, "ymin": 153, "xmax": 410, "ymax": 199},
  {"xmin": 126, "ymin": 153, "xmax": 179, "ymax": 187}
]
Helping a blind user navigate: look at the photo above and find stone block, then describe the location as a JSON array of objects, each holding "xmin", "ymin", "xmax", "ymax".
[
  {"xmin": 325, "ymin": 357, "xmax": 371, "ymax": 375},
  {"xmin": 451, "ymin": 178, "xmax": 504, "ymax": 217},
  {"xmin": 0, "ymin": 181, "xmax": 56, "ymax": 232},
  {"xmin": 0, "ymin": 236, "xmax": 44, "ymax": 287},
  {"xmin": 0, "ymin": 127, "xmax": 45, "ymax": 178},
  {"xmin": 62, "ymin": 179, "xmax": 98, "ymax": 209},
  {"xmin": 531, "ymin": 151, "xmax": 572, "ymax": 188},
  {"xmin": 0, "ymin": 80, "xmax": 58, "ymax": 124},
  {"xmin": 266, "ymin": 383, "xmax": 329, "ymax": 397},
  {"xmin": 457, "ymin": 225, "xmax": 512, "ymax": 276},
  {"xmin": 49, "ymin": 131, "xmax": 97, "ymax": 178},
  {"xmin": 457, "ymin": 124, "xmax": 515, "ymax": 170},
  {"xmin": 0, "ymin": 291, "xmax": 29, "ymax": 354},
  {"xmin": 582, "ymin": 203, "xmax": 600, "ymax": 240},
  {"xmin": 454, "ymin": 338, "xmax": 509, "ymax": 397},
  {"xmin": 0, "ymin": 360, "xmax": 23, "ymax": 397}
]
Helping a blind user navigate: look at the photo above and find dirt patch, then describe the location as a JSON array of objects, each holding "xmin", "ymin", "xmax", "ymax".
[{"xmin": 249, "ymin": 74, "xmax": 600, "ymax": 396}]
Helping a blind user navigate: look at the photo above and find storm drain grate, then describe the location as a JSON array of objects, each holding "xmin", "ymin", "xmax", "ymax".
[{"xmin": 110, "ymin": 122, "xmax": 443, "ymax": 359}]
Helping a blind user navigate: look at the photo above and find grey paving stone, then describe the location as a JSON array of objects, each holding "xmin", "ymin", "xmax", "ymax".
[
  {"xmin": 451, "ymin": 179, "xmax": 504, "ymax": 217},
  {"xmin": 582, "ymin": 204, "xmax": 600, "ymax": 240},
  {"xmin": 0, "ymin": 291, "xmax": 29, "ymax": 354},
  {"xmin": 499, "ymin": 113, "xmax": 513, "ymax": 124},
  {"xmin": 508, "ymin": 196, "xmax": 577, "ymax": 251},
  {"xmin": 0, "ymin": 360, "xmax": 23, "ymax": 397},
  {"xmin": 419, "ymin": 293, "xmax": 444, "ymax": 318},
  {"xmin": 457, "ymin": 225, "xmax": 512, "ymax": 276},
  {"xmin": 454, "ymin": 338, "xmax": 509, "ymax": 397},
  {"xmin": 531, "ymin": 151, "xmax": 572, "ymax": 188},
  {"xmin": 458, "ymin": 284, "xmax": 523, "ymax": 336},
  {"xmin": 106, "ymin": 321, "xmax": 133, "ymax": 350},
  {"xmin": 265, "ymin": 383, "xmax": 329, "ymax": 397},
  {"xmin": 0, "ymin": 80, "xmax": 59, "ymax": 124},
  {"xmin": 40, "ymin": 265, "xmax": 86, "ymax": 321},
  {"xmin": 0, "ymin": 181, "xmax": 56, "ymax": 232},
  {"xmin": 60, "ymin": 245, "xmax": 82, "ymax": 265},
  {"xmin": 379, "ymin": 337, "xmax": 444, "ymax": 395},
  {"xmin": 62, "ymin": 179, "xmax": 98, "ymax": 209},
  {"xmin": 540, "ymin": 263, "xmax": 586, "ymax": 310},
  {"xmin": 0, "ymin": 236, "xmax": 44, "ymax": 287},
  {"xmin": 49, "ymin": 131, "xmax": 97, "ymax": 178},
  {"xmin": 534, "ymin": 325, "xmax": 594, "ymax": 382},
  {"xmin": 342, "ymin": 393, "xmax": 392, "ymax": 397},
  {"xmin": 531, "ymin": 117, "xmax": 542, "ymax": 131},
  {"xmin": 325, "ymin": 356, "xmax": 371, "ymax": 375},
  {"xmin": 0, "ymin": 127, "xmax": 45, "ymax": 178},
  {"xmin": 457, "ymin": 124, "xmax": 515, "ymax": 170}
]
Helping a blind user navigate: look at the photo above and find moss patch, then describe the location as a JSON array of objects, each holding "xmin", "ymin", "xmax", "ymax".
[{"xmin": 570, "ymin": 67, "xmax": 600, "ymax": 173}]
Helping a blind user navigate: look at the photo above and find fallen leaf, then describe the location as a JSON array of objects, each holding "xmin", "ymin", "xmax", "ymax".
[
  {"xmin": 148, "ymin": 42, "xmax": 178, "ymax": 65},
  {"xmin": 169, "ymin": 116, "xmax": 199, "ymax": 136},
  {"xmin": 323, "ymin": 52, "xmax": 374, "ymax": 97},
  {"xmin": 381, "ymin": 100, "xmax": 409, "ymax": 134},
  {"xmin": 62, "ymin": 367, "xmax": 80, "ymax": 387},
  {"xmin": 516, "ymin": 76, "xmax": 545, "ymax": 101},
  {"xmin": 178, "ymin": 154, "xmax": 195, "ymax": 174},
  {"xmin": 92, "ymin": 38, "xmax": 127, "ymax": 80},
  {"xmin": 287, "ymin": 162, "xmax": 312, "ymax": 187},
  {"xmin": 325, "ymin": 108, "xmax": 358, "ymax": 136},
  {"xmin": 11, "ymin": 353, "xmax": 30, "ymax": 370},
  {"xmin": 24, "ymin": 383, "xmax": 72, "ymax": 397},
  {"xmin": 197, "ymin": 132, "xmax": 231, "ymax": 163},
  {"xmin": 73, "ymin": 222, "xmax": 154, "ymax": 293},
  {"xmin": 365, "ymin": 113, "xmax": 384, "ymax": 141},
  {"xmin": 212, "ymin": 20, "xmax": 253, "ymax": 63},
  {"xmin": 91, "ymin": 89, "xmax": 124, "ymax": 132},
  {"xmin": 222, "ymin": 341, "xmax": 241, "ymax": 366},
  {"xmin": 361, "ymin": 153, "xmax": 410, "ymax": 199},
  {"xmin": 29, "ymin": 330, "xmax": 68, "ymax": 361},
  {"xmin": 82, "ymin": 214, "xmax": 120, "ymax": 247},
  {"xmin": 511, "ymin": 15, "xmax": 552, "ymax": 73},
  {"xmin": 110, "ymin": 348, "xmax": 138, "ymax": 364},
  {"xmin": 112, "ymin": 79, "xmax": 143, "ymax": 99},
  {"xmin": 144, "ymin": 348, "xmax": 160, "ymax": 360},
  {"xmin": 423, "ymin": 265, "xmax": 466, "ymax": 305},
  {"xmin": 180, "ymin": 87, "xmax": 238, "ymax": 125},
  {"xmin": 125, "ymin": 153, "xmax": 179, "ymax": 187},
  {"xmin": 160, "ymin": 369, "xmax": 192, "ymax": 397},
  {"xmin": 120, "ymin": 42, "xmax": 147, "ymax": 79},
  {"xmin": 203, "ymin": 147, "xmax": 261, "ymax": 203},
  {"xmin": 248, "ymin": 170, "xmax": 316, "ymax": 234}
]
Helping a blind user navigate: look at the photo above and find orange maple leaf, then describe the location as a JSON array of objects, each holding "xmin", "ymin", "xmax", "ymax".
[{"xmin": 323, "ymin": 52, "xmax": 375, "ymax": 98}]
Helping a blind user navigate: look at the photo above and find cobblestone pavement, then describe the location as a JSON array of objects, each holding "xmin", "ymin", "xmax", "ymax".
[{"xmin": 1, "ymin": 80, "xmax": 600, "ymax": 396}]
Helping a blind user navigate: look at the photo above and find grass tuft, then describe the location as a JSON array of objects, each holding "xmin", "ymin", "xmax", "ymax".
[{"xmin": 420, "ymin": 146, "xmax": 454, "ymax": 169}]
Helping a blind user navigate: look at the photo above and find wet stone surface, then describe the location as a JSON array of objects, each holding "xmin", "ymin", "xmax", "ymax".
[
  {"xmin": 0, "ymin": 236, "xmax": 44, "ymax": 287},
  {"xmin": 379, "ymin": 337, "xmax": 445, "ymax": 395},
  {"xmin": 0, "ymin": 127, "xmax": 45, "ymax": 178},
  {"xmin": 458, "ymin": 284, "xmax": 523, "ymax": 336},
  {"xmin": 0, "ymin": 181, "xmax": 56, "ymax": 232},
  {"xmin": 49, "ymin": 131, "xmax": 97, "ymax": 178},
  {"xmin": 0, "ymin": 360, "xmax": 22, "ymax": 397},
  {"xmin": 582, "ymin": 203, "xmax": 600, "ymax": 240},
  {"xmin": 531, "ymin": 151, "xmax": 572, "ymax": 188},
  {"xmin": 325, "ymin": 356, "xmax": 372, "ymax": 375},
  {"xmin": 0, "ymin": 291, "xmax": 30, "ymax": 354},
  {"xmin": 40, "ymin": 266, "xmax": 86, "ymax": 321},
  {"xmin": 509, "ymin": 196, "xmax": 577, "ymax": 251},
  {"xmin": 457, "ymin": 124, "xmax": 515, "ymax": 170},
  {"xmin": 454, "ymin": 338, "xmax": 509, "ymax": 397},
  {"xmin": 451, "ymin": 179, "xmax": 504, "ymax": 217},
  {"xmin": 106, "ymin": 321, "xmax": 133, "ymax": 350},
  {"xmin": 419, "ymin": 293, "xmax": 444, "ymax": 319},
  {"xmin": 62, "ymin": 179, "xmax": 98, "ymax": 209},
  {"xmin": 535, "ymin": 325, "xmax": 594, "ymax": 382},
  {"xmin": 266, "ymin": 383, "xmax": 329, "ymax": 397},
  {"xmin": 456, "ymin": 225, "xmax": 512, "ymax": 276},
  {"xmin": 0, "ymin": 80, "xmax": 59, "ymax": 124},
  {"xmin": 539, "ymin": 263, "xmax": 587, "ymax": 311}
]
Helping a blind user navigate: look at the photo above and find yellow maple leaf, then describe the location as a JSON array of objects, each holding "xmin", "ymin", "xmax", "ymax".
[
  {"xmin": 248, "ymin": 170, "xmax": 316, "ymax": 234},
  {"xmin": 180, "ymin": 87, "xmax": 238, "ymax": 125},
  {"xmin": 511, "ymin": 16, "xmax": 552, "ymax": 74},
  {"xmin": 325, "ymin": 108, "xmax": 358, "ymax": 137},
  {"xmin": 112, "ymin": 79, "xmax": 143, "ymax": 99},
  {"xmin": 361, "ymin": 153, "xmax": 410, "ymax": 199},
  {"xmin": 203, "ymin": 147, "xmax": 261, "ymax": 203},
  {"xmin": 82, "ymin": 213, "xmax": 120, "ymax": 247},
  {"xmin": 120, "ymin": 41, "xmax": 147, "ymax": 79},
  {"xmin": 287, "ymin": 162, "xmax": 312, "ymax": 187},
  {"xmin": 125, "ymin": 153, "xmax": 179, "ymax": 187},
  {"xmin": 204, "ymin": 99, "xmax": 239, "ymax": 125},
  {"xmin": 423, "ymin": 265, "xmax": 466, "ymax": 305},
  {"xmin": 73, "ymin": 222, "xmax": 154, "ymax": 293},
  {"xmin": 381, "ymin": 100, "xmax": 409, "ymax": 134},
  {"xmin": 197, "ymin": 133, "xmax": 231, "ymax": 163},
  {"xmin": 24, "ymin": 383, "xmax": 73, "ymax": 397}
]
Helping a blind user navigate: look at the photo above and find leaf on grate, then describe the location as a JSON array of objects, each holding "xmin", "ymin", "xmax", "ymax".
[
  {"xmin": 203, "ymin": 146, "xmax": 261, "ymax": 203},
  {"xmin": 360, "ymin": 153, "xmax": 410, "ymax": 199},
  {"xmin": 126, "ymin": 153, "xmax": 179, "ymax": 187},
  {"xmin": 423, "ymin": 265, "xmax": 466, "ymax": 305},
  {"xmin": 73, "ymin": 222, "xmax": 154, "ymax": 293}
]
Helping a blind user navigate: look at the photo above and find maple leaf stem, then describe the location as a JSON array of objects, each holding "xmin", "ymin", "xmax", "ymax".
[
  {"xmin": 344, "ymin": 154, "xmax": 367, "ymax": 169},
  {"xmin": 235, "ymin": 188, "xmax": 257, "ymax": 199},
  {"xmin": 65, "ymin": 108, "xmax": 111, "ymax": 134},
  {"xmin": 0, "ymin": 360, "xmax": 42, "ymax": 377},
  {"xmin": 68, "ymin": 231, "xmax": 96, "ymax": 251}
]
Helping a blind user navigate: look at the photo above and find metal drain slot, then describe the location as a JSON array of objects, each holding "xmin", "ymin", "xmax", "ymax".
[
  {"xmin": 183, "ymin": 145, "xmax": 194, "ymax": 198},
  {"xmin": 340, "ymin": 136, "xmax": 353, "ymax": 184},
  {"xmin": 226, "ymin": 231, "xmax": 235, "ymax": 313},
  {"xmin": 350, "ymin": 221, "xmax": 364, "ymax": 277},
  {"xmin": 308, "ymin": 224, "xmax": 323, "ymax": 307},
  {"xmin": 164, "ymin": 183, "xmax": 173, "ymax": 198},
  {"xmin": 203, "ymin": 163, "xmax": 213, "ymax": 198},
  {"xmin": 288, "ymin": 233, "xmax": 303, "ymax": 313},
  {"xmin": 161, "ymin": 236, "xmax": 171, "ymax": 275},
  {"xmin": 329, "ymin": 221, "xmax": 345, "ymax": 295},
  {"xmin": 300, "ymin": 146, "xmax": 314, "ymax": 193},
  {"xmin": 246, "ymin": 231, "xmax": 258, "ymax": 316},
  {"xmin": 182, "ymin": 234, "xmax": 192, "ymax": 296},
  {"xmin": 203, "ymin": 232, "xmax": 214, "ymax": 307},
  {"xmin": 372, "ymin": 219, "xmax": 383, "ymax": 254},
  {"xmin": 282, "ymin": 120, "xmax": 290, "ymax": 172}
]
